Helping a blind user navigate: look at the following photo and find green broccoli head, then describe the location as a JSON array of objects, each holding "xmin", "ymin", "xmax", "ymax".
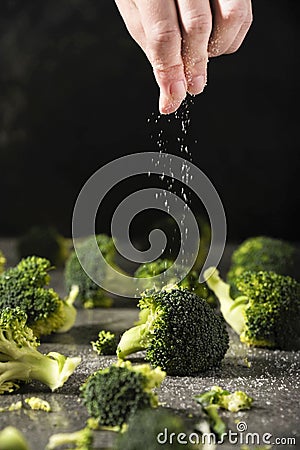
[
  {"xmin": 0, "ymin": 250, "xmax": 6, "ymax": 274},
  {"xmin": 134, "ymin": 258, "xmax": 217, "ymax": 307},
  {"xmin": 17, "ymin": 226, "xmax": 70, "ymax": 267},
  {"xmin": 46, "ymin": 427, "xmax": 93, "ymax": 450},
  {"xmin": 205, "ymin": 267, "xmax": 300, "ymax": 350},
  {"xmin": 227, "ymin": 236, "xmax": 296, "ymax": 296},
  {"xmin": 0, "ymin": 256, "xmax": 76, "ymax": 336},
  {"xmin": 64, "ymin": 234, "xmax": 118, "ymax": 308},
  {"xmin": 117, "ymin": 288, "xmax": 229, "ymax": 376},
  {"xmin": 115, "ymin": 408, "xmax": 195, "ymax": 450},
  {"xmin": 0, "ymin": 307, "xmax": 81, "ymax": 394},
  {"xmin": 91, "ymin": 330, "xmax": 117, "ymax": 355},
  {"xmin": 80, "ymin": 360, "xmax": 166, "ymax": 429}
]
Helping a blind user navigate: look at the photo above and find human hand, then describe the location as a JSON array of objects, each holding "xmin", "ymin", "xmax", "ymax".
[{"xmin": 114, "ymin": 0, "xmax": 252, "ymax": 114}]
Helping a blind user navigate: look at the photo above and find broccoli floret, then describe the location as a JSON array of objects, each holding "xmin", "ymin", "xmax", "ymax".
[
  {"xmin": 0, "ymin": 307, "xmax": 81, "ymax": 394},
  {"xmin": 0, "ymin": 426, "xmax": 31, "ymax": 450},
  {"xmin": 17, "ymin": 226, "xmax": 71, "ymax": 267},
  {"xmin": 194, "ymin": 386, "xmax": 253, "ymax": 438},
  {"xmin": 205, "ymin": 267, "xmax": 300, "ymax": 349},
  {"xmin": 91, "ymin": 330, "xmax": 117, "ymax": 355},
  {"xmin": 117, "ymin": 288, "xmax": 229, "ymax": 375},
  {"xmin": 46, "ymin": 427, "xmax": 93, "ymax": 450},
  {"xmin": 0, "ymin": 250, "xmax": 6, "ymax": 274},
  {"xmin": 115, "ymin": 408, "xmax": 195, "ymax": 450},
  {"xmin": 227, "ymin": 236, "xmax": 296, "ymax": 296},
  {"xmin": 134, "ymin": 258, "xmax": 217, "ymax": 306},
  {"xmin": 80, "ymin": 360, "xmax": 166, "ymax": 429},
  {"xmin": 64, "ymin": 234, "xmax": 122, "ymax": 308},
  {"xmin": 0, "ymin": 256, "xmax": 77, "ymax": 336}
]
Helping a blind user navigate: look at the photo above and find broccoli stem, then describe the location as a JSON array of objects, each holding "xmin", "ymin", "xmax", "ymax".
[
  {"xmin": 1, "ymin": 352, "xmax": 81, "ymax": 392},
  {"xmin": 205, "ymin": 404, "xmax": 227, "ymax": 437},
  {"xmin": 31, "ymin": 352, "xmax": 81, "ymax": 391},
  {"xmin": 55, "ymin": 285, "xmax": 78, "ymax": 333},
  {"xmin": 117, "ymin": 324, "xmax": 148, "ymax": 359},
  {"xmin": 204, "ymin": 267, "xmax": 247, "ymax": 335}
]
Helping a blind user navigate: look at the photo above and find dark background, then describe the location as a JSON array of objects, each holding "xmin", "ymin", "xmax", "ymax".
[{"xmin": 0, "ymin": 0, "xmax": 299, "ymax": 242}]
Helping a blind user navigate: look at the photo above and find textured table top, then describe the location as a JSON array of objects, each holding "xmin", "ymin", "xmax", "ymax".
[{"xmin": 0, "ymin": 238, "xmax": 299, "ymax": 450}]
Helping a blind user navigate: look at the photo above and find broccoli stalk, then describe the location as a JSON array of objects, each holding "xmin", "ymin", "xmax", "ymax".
[
  {"xmin": 55, "ymin": 285, "xmax": 78, "ymax": 334},
  {"xmin": 0, "ymin": 308, "xmax": 81, "ymax": 394},
  {"xmin": 204, "ymin": 267, "xmax": 300, "ymax": 349},
  {"xmin": 204, "ymin": 267, "xmax": 248, "ymax": 335},
  {"xmin": 80, "ymin": 360, "xmax": 166, "ymax": 429},
  {"xmin": 46, "ymin": 427, "xmax": 93, "ymax": 450},
  {"xmin": 117, "ymin": 288, "xmax": 229, "ymax": 376},
  {"xmin": 204, "ymin": 404, "xmax": 227, "ymax": 437}
]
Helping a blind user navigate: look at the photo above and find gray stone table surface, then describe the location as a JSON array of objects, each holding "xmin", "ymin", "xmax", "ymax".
[{"xmin": 0, "ymin": 238, "xmax": 299, "ymax": 450}]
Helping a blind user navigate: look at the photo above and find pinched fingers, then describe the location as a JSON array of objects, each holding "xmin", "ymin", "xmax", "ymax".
[
  {"xmin": 116, "ymin": 0, "xmax": 188, "ymax": 114},
  {"xmin": 208, "ymin": 0, "xmax": 253, "ymax": 56}
]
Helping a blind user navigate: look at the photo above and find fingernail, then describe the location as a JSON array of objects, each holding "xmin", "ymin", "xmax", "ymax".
[
  {"xmin": 170, "ymin": 80, "xmax": 186, "ymax": 101},
  {"xmin": 188, "ymin": 75, "xmax": 206, "ymax": 95}
]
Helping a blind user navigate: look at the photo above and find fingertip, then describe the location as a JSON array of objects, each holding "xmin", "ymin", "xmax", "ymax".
[
  {"xmin": 187, "ymin": 75, "xmax": 206, "ymax": 95},
  {"xmin": 159, "ymin": 80, "xmax": 187, "ymax": 115}
]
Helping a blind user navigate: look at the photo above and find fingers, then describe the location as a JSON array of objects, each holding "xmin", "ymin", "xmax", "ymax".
[
  {"xmin": 176, "ymin": 0, "xmax": 212, "ymax": 95},
  {"xmin": 136, "ymin": 0, "xmax": 187, "ymax": 114},
  {"xmin": 115, "ymin": 0, "xmax": 253, "ymax": 115},
  {"xmin": 208, "ymin": 0, "xmax": 253, "ymax": 56}
]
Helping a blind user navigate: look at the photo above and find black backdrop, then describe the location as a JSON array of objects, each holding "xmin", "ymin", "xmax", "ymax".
[{"xmin": 0, "ymin": 0, "xmax": 299, "ymax": 242}]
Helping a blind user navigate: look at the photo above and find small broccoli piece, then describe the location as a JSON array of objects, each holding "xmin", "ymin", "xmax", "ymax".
[
  {"xmin": 0, "ymin": 307, "xmax": 81, "ymax": 394},
  {"xmin": 46, "ymin": 427, "xmax": 93, "ymax": 450},
  {"xmin": 195, "ymin": 386, "xmax": 253, "ymax": 413},
  {"xmin": 134, "ymin": 258, "xmax": 217, "ymax": 306},
  {"xmin": 0, "ymin": 256, "xmax": 77, "ymax": 336},
  {"xmin": 24, "ymin": 397, "xmax": 51, "ymax": 412},
  {"xmin": 0, "ymin": 250, "xmax": 6, "ymax": 274},
  {"xmin": 227, "ymin": 236, "xmax": 296, "ymax": 296},
  {"xmin": 64, "ymin": 234, "xmax": 122, "ymax": 308},
  {"xmin": 17, "ymin": 226, "xmax": 71, "ymax": 267},
  {"xmin": 194, "ymin": 386, "xmax": 253, "ymax": 438},
  {"xmin": 205, "ymin": 267, "xmax": 300, "ymax": 349},
  {"xmin": 91, "ymin": 330, "xmax": 117, "ymax": 355},
  {"xmin": 0, "ymin": 426, "xmax": 31, "ymax": 450},
  {"xmin": 203, "ymin": 404, "xmax": 226, "ymax": 437},
  {"xmin": 0, "ymin": 401, "xmax": 22, "ymax": 412},
  {"xmin": 115, "ymin": 408, "xmax": 195, "ymax": 450},
  {"xmin": 80, "ymin": 360, "xmax": 166, "ymax": 429},
  {"xmin": 117, "ymin": 288, "xmax": 229, "ymax": 376}
]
